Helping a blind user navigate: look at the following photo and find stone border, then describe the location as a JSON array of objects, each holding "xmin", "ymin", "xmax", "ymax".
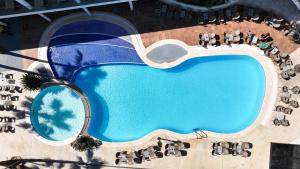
[
  {"xmin": 101, "ymin": 43, "xmax": 277, "ymax": 148},
  {"xmin": 160, "ymin": 0, "xmax": 239, "ymax": 12}
]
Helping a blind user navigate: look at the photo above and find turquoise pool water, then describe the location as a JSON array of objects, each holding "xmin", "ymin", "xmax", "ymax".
[
  {"xmin": 31, "ymin": 86, "xmax": 85, "ymax": 141},
  {"xmin": 73, "ymin": 55, "xmax": 266, "ymax": 142}
]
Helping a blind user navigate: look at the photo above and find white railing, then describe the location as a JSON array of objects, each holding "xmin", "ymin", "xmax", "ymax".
[{"xmin": 0, "ymin": 0, "xmax": 135, "ymax": 21}]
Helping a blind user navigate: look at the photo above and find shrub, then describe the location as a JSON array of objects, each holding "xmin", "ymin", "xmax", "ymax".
[
  {"xmin": 71, "ymin": 135, "xmax": 102, "ymax": 152},
  {"xmin": 20, "ymin": 73, "xmax": 46, "ymax": 91}
]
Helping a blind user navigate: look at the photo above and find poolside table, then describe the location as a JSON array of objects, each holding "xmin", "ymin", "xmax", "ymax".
[
  {"xmin": 167, "ymin": 145, "xmax": 176, "ymax": 155},
  {"xmin": 202, "ymin": 34, "xmax": 210, "ymax": 42},
  {"xmin": 217, "ymin": 145, "xmax": 223, "ymax": 154},
  {"xmin": 276, "ymin": 112, "xmax": 285, "ymax": 120},
  {"xmin": 234, "ymin": 36, "xmax": 240, "ymax": 43},
  {"xmin": 142, "ymin": 150, "xmax": 150, "ymax": 160},
  {"xmin": 282, "ymin": 65, "xmax": 292, "ymax": 72},
  {"xmin": 228, "ymin": 34, "xmax": 234, "ymax": 42}
]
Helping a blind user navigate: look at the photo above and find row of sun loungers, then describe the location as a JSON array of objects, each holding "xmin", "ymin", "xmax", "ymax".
[
  {"xmin": 224, "ymin": 30, "xmax": 242, "ymax": 45},
  {"xmin": 1, "ymin": 94, "xmax": 19, "ymax": 101},
  {"xmin": 115, "ymin": 141, "xmax": 190, "ymax": 165},
  {"xmin": 164, "ymin": 142, "xmax": 189, "ymax": 157},
  {"xmin": 0, "ymin": 104, "xmax": 17, "ymax": 111},
  {"xmin": 280, "ymin": 86, "xmax": 299, "ymax": 107},
  {"xmin": 212, "ymin": 142, "xmax": 252, "ymax": 157},
  {"xmin": 0, "ymin": 125, "xmax": 15, "ymax": 133},
  {"xmin": 0, "ymin": 85, "xmax": 23, "ymax": 93},
  {"xmin": 273, "ymin": 86, "xmax": 300, "ymax": 127},
  {"xmin": 0, "ymin": 117, "xmax": 16, "ymax": 123},
  {"xmin": 199, "ymin": 33, "xmax": 218, "ymax": 47},
  {"xmin": 156, "ymin": 3, "xmax": 261, "ymax": 24},
  {"xmin": 115, "ymin": 145, "xmax": 163, "ymax": 165}
]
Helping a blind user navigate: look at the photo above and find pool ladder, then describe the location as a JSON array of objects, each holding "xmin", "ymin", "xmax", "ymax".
[{"xmin": 193, "ymin": 128, "xmax": 208, "ymax": 139}]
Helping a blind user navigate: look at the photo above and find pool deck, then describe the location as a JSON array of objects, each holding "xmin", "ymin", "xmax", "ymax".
[{"xmin": 1, "ymin": 1, "xmax": 300, "ymax": 168}]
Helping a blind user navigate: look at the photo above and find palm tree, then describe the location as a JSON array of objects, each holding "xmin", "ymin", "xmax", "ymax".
[
  {"xmin": 71, "ymin": 135, "xmax": 102, "ymax": 152},
  {"xmin": 20, "ymin": 73, "xmax": 48, "ymax": 91}
]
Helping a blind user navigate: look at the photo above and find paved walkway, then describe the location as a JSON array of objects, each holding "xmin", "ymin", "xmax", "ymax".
[{"xmin": 141, "ymin": 20, "xmax": 299, "ymax": 54}]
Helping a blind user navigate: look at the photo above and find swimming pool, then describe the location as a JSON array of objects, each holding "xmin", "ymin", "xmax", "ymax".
[
  {"xmin": 47, "ymin": 20, "xmax": 143, "ymax": 81},
  {"xmin": 30, "ymin": 86, "xmax": 85, "ymax": 141},
  {"xmin": 73, "ymin": 55, "xmax": 266, "ymax": 142}
]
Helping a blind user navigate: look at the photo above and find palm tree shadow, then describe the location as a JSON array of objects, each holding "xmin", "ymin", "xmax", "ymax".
[{"xmin": 37, "ymin": 99, "xmax": 75, "ymax": 136}]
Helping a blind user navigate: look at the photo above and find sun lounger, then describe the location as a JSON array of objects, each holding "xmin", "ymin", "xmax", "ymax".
[
  {"xmin": 241, "ymin": 142, "xmax": 253, "ymax": 149},
  {"xmin": 4, "ymin": 117, "xmax": 9, "ymax": 122},
  {"xmin": 292, "ymin": 86, "xmax": 300, "ymax": 94},
  {"xmin": 222, "ymin": 142, "xmax": 232, "ymax": 149},
  {"xmin": 115, "ymin": 159, "xmax": 120, "ymax": 165},
  {"xmin": 218, "ymin": 11, "xmax": 225, "ymax": 23},
  {"xmin": 0, "ymin": 105, "xmax": 4, "ymax": 111},
  {"xmin": 155, "ymin": 151, "xmax": 163, "ymax": 158},
  {"xmin": 212, "ymin": 149, "xmax": 220, "ymax": 156},
  {"xmin": 290, "ymin": 100, "xmax": 299, "ymax": 108},
  {"xmin": 197, "ymin": 13, "xmax": 204, "ymax": 25},
  {"xmin": 222, "ymin": 148, "xmax": 231, "ymax": 155},
  {"xmin": 11, "ymin": 96, "xmax": 19, "ymax": 101},
  {"xmin": 281, "ymin": 72, "xmax": 290, "ymax": 80},
  {"xmin": 274, "ymin": 112, "xmax": 290, "ymax": 126},
  {"xmin": 284, "ymin": 107, "xmax": 293, "ymax": 115},
  {"xmin": 251, "ymin": 36, "xmax": 258, "ymax": 45},
  {"xmin": 15, "ymin": 86, "xmax": 23, "ymax": 93},
  {"xmin": 212, "ymin": 142, "xmax": 221, "ymax": 149},
  {"xmin": 286, "ymin": 59, "xmax": 293, "ymax": 66},
  {"xmin": 0, "ymin": 126, "xmax": 2, "ymax": 133},
  {"xmin": 203, "ymin": 12, "xmax": 209, "ymax": 23},
  {"xmin": 208, "ymin": 12, "xmax": 216, "ymax": 23},
  {"xmin": 175, "ymin": 142, "xmax": 190, "ymax": 149},
  {"xmin": 0, "ymin": 117, "xmax": 2, "ymax": 122},
  {"xmin": 281, "ymin": 97, "xmax": 289, "ymax": 104},
  {"xmin": 225, "ymin": 9, "xmax": 232, "ymax": 21},
  {"xmin": 5, "ymin": 74, "xmax": 13, "ymax": 79},
  {"xmin": 7, "ymin": 79, "xmax": 15, "ymax": 84},
  {"xmin": 282, "ymin": 86, "xmax": 289, "ymax": 92},
  {"xmin": 241, "ymin": 150, "xmax": 251, "ymax": 157},
  {"xmin": 276, "ymin": 105, "xmax": 285, "ymax": 112},
  {"xmin": 287, "ymin": 69, "xmax": 296, "ymax": 77},
  {"xmin": 4, "ymin": 126, "xmax": 15, "ymax": 133}
]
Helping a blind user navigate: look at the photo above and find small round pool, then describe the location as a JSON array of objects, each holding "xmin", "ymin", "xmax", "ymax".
[{"xmin": 30, "ymin": 85, "xmax": 86, "ymax": 142}]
